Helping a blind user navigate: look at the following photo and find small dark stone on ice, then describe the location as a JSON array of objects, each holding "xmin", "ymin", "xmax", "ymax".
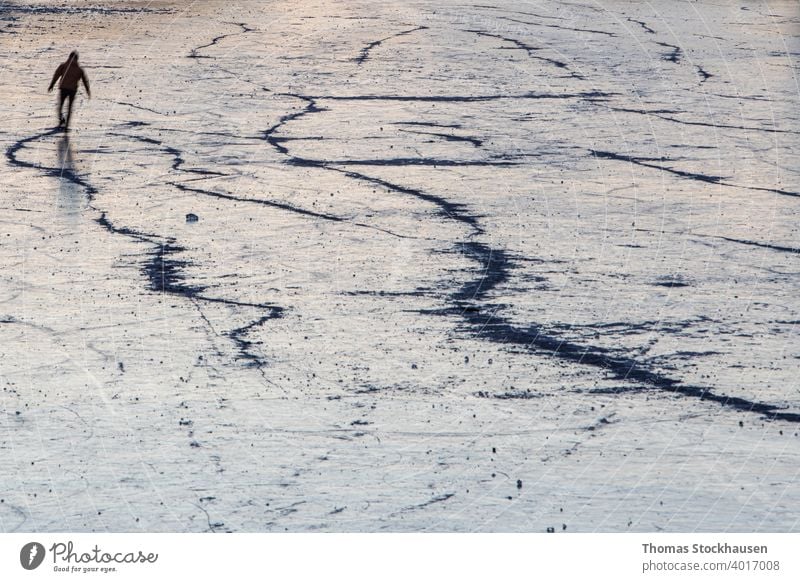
[
  {"xmin": 186, "ymin": 213, "xmax": 199, "ymax": 222},
  {"xmin": 492, "ymin": 447, "xmax": 496, "ymax": 454},
  {"xmin": 411, "ymin": 363, "xmax": 418, "ymax": 369},
  {"xmin": 546, "ymin": 527, "xmax": 555, "ymax": 533},
  {"xmin": 562, "ymin": 524, "xmax": 567, "ymax": 531},
  {"xmin": 739, "ymin": 421, "xmax": 744, "ymax": 427},
  {"xmin": 516, "ymin": 479, "xmax": 522, "ymax": 489}
]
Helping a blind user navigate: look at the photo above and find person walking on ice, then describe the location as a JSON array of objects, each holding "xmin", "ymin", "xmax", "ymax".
[{"xmin": 48, "ymin": 51, "xmax": 91, "ymax": 131}]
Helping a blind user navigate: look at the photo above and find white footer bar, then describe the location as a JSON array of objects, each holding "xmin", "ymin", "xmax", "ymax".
[{"xmin": 2, "ymin": 533, "xmax": 797, "ymax": 581}]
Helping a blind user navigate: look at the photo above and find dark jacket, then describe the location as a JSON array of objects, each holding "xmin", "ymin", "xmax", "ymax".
[{"xmin": 49, "ymin": 59, "xmax": 91, "ymax": 94}]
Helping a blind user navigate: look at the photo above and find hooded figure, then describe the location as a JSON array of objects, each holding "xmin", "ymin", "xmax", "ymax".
[{"xmin": 48, "ymin": 51, "xmax": 91, "ymax": 131}]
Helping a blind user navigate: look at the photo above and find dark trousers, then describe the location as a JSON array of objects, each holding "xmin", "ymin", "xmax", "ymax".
[{"xmin": 58, "ymin": 88, "xmax": 77, "ymax": 128}]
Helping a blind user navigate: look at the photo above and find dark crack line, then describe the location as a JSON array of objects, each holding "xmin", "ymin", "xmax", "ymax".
[
  {"xmin": 706, "ymin": 92, "xmax": 774, "ymax": 102},
  {"xmin": 228, "ymin": 312, "xmax": 284, "ymax": 367},
  {"xmin": 399, "ymin": 128, "xmax": 483, "ymax": 147},
  {"xmin": 466, "ymin": 29, "xmax": 539, "ymax": 57},
  {"xmin": 306, "ymin": 90, "xmax": 616, "ymax": 102},
  {"xmin": 6, "ymin": 128, "xmax": 283, "ymax": 369},
  {"xmin": 354, "ymin": 25, "xmax": 428, "ymax": 65},
  {"xmin": 655, "ymin": 41, "xmax": 682, "ymax": 63},
  {"xmin": 3, "ymin": 4, "xmax": 169, "ymax": 15},
  {"xmin": 189, "ymin": 21, "xmax": 255, "ymax": 59},
  {"xmin": 696, "ymin": 65, "xmax": 713, "ymax": 83},
  {"xmin": 635, "ymin": 227, "xmax": 800, "ymax": 256},
  {"xmin": 258, "ymin": 94, "xmax": 800, "ymax": 423},
  {"xmin": 446, "ymin": 243, "xmax": 800, "ymax": 423},
  {"xmin": 330, "ymin": 168, "xmax": 483, "ymax": 232},
  {"xmin": 144, "ymin": 241, "xmax": 207, "ymax": 297},
  {"xmin": 591, "ymin": 149, "xmax": 725, "ymax": 183},
  {"xmin": 99, "ymin": 214, "xmax": 279, "ymax": 314},
  {"xmin": 6, "ymin": 128, "xmax": 99, "ymax": 200},
  {"xmin": 111, "ymin": 132, "xmax": 228, "ymax": 177},
  {"xmin": 394, "ymin": 121, "xmax": 464, "ymax": 129},
  {"xmin": 351, "ymin": 222, "xmax": 416, "ymax": 240},
  {"xmin": 118, "ymin": 125, "xmax": 428, "ymax": 359},
  {"xmin": 171, "ymin": 181, "xmax": 415, "ymax": 240},
  {"xmin": 397, "ymin": 492, "xmax": 455, "ymax": 514},
  {"xmin": 169, "ymin": 181, "xmax": 343, "ymax": 222},
  {"xmin": 465, "ymin": 29, "xmax": 582, "ymax": 76},
  {"xmin": 469, "ymin": 5, "xmax": 566, "ymax": 21},
  {"xmin": 263, "ymin": 94, "xmax": 325, "ymax": 155},
  {"xmin": 493, "ymin": 15, "xmax": 617, "ymax": 37},
  {"xmin": 119, "ymin": 132, "xmax": 285, "ymax": 366},
  {"xmin": 265, "ymin": 93, "xmax": 515, "ymax": 169},
  {"xmin": 143, "ymin": 117, "xmax": 420, "ymax": 240},
  {"xmin": 591, "ymin": 149, "xmax": 799, "ymax": 198},
  {"xmin": 290, "ymin": 157, "xmax": 515, "ymax": 167},
  {"xmin": 603, "ymin": 105, "xmax": 800, "ymax": 135},
  {"xmin": 627, "ymin": 17, "xmax": 655, "ymax": 34},
  {"xmin": 701, "ymin": 234, "xmax": 800, "ymax": 255},
  {"xmin": 324, "ymin": 169, "xmax": 800, "ymax": 423},
  {"xmin": 106, "ymin": 99, "xmax": 171, "ymax": 116}
]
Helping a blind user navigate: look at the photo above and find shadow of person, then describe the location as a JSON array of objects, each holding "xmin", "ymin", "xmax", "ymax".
[
  {"xmin": 57, "ymin": 133, "xmax": 75, "ymax": 171},
  {"xmin": 56, "ymin": 133, "xmax": 84, "ymax": 220}
]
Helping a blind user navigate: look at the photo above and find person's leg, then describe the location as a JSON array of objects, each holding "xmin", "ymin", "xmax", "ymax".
[
  {"xmin": 64, "ymin": 90, "xmax": 75, "ymax": 131},
  {"xmin": 58, "ymin": 89, "xmax": 67, "ymax": 126}
]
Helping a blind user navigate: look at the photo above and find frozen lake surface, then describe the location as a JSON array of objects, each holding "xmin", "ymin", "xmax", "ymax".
[{"xmin": 0, "ymin": 0, "xmax": 799, "ymax": 532}]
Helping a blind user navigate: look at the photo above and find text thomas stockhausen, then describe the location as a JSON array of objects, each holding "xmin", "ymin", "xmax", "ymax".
[{"xmin": 643, "ymin": 543, "xmax": 767, "ymax": 555}]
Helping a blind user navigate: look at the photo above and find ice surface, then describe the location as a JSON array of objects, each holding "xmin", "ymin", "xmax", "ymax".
[{"xmin": 0, "ymin": 0, "xmax": 798, "ymax": 532}]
